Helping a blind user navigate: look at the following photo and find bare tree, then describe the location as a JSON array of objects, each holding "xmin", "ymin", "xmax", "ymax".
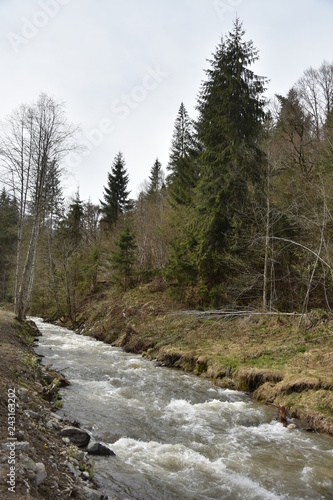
[
  {"xmin": 296, "ymin": 61, "xmax": 333, "ymax": 139},
  {"xmin": 0, "ymin": 93, "xmax": 77, "ymax": 319}
]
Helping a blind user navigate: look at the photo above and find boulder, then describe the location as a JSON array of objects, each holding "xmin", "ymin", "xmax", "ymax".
[
  {"xmin": 24, "ymin": 410, "xmax": 41, "ymax": 420},
  {"xmin": 35, "ymin": 462, "xmax": 47, "ymax": 486},
  {"xmin": 87, "ymin": 441, "xmax": 115, "ymax": 457},
  {"xmin": 60, "ymin": 426, "xmax": 91, "ymax": 447},
  {"xmin": 79, "ymin": 486, "xmax": 108, "ymax": 500},
  {"xmin": 34, "ymin": 382, "xmax": 44, "ymax": 393},
  {"xmin": 18, "ymin": 453, "xmax": 38, "ymax": 472},
  {"xmin": 15, "ymin": 441, "xmax": 30, "ymax": 452},
  {"xmin": 17, "ymin": 387, "xmax": 29, "ymax": 402},
  {"xmin": 76, "ymin": 450, "xmax": 87, "ymax": 461},
  {"xmin": 46, "ymin": 418, "xmax": 62, "ymax": 430},
  {"xmin": 65, "ymin": 461, "xmax": 78, "ymax": 477}
]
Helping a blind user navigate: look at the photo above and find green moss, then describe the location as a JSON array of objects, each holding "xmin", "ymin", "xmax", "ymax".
[{"xmin": 11, "ymin": 319, "xmax": 35, "ymax": 344}]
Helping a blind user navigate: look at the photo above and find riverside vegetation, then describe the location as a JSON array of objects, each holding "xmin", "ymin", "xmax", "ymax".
[{"xmin": 0, "ymin": 19, "xmax": 332, "ymax": 440}]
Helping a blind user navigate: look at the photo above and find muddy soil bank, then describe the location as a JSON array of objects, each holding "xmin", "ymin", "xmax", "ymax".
[
  {"xmin": 70, "ymin": 285, "xmax": 333, "ymax": 435},
  {"xmin": 0, "ymin": 310, "xmax": 112, "ymax": 500}
]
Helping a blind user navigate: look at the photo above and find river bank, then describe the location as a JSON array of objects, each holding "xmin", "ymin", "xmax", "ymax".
[
  {"xmin": 69, "ymin": 282, "xmax": 333, "ymax": 435},
  {"xmin": 33, "ymin": 317, "xmax": 333, "ymax": 499},
  {"xmin": 0, "ymin": 310, "xmax": 109, "ymax": 499},
  {"xmin": 1, "ymin": 296, "xmax": 332, "ymax": 498}
]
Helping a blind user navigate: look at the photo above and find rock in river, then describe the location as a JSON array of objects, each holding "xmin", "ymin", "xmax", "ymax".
[
  {"xmin": 59, "ymin": 426, "xmax": 91, "ymax": 447},
  {"xmin": 87, "ymin": 441, "xmax": 116, "ymax": 456}
]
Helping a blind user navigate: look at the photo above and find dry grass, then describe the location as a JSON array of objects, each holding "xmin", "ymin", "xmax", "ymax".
[{"xmin": 76, "ymin": 286, "xmax": 333, "ymax": 434}]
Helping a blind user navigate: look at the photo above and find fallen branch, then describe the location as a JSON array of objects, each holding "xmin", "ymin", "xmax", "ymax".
[
  {"xmin": 307, "ymin": 334, "xmax": 333, "ymax": 341},
  {"xmin": 174, "ymin": 310, "xmax": 302, "ymax": 317}
]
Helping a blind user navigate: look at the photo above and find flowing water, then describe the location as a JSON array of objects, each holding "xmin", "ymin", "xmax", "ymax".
[{"xmin": 32, "ymin": 318, "xmax": 333, "ymax": 500}]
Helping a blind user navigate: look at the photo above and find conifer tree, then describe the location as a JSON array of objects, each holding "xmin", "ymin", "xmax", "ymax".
[
  {"xmin": 66, "ymin": 190, "xmax": 84, "ymax": 245},
  {"xmin": 146, "ymin": 158, "xmax": 164, "ymax": 200},
  {"xmin": 0, "ymin": 188, "xmax": 18, "ymax": 300},
  {"xmin": 167, "ymin": 103, "xmax": 198, "ymax": 205},
  {"xmin": 165, "ymin": 20, "xmax": 268, "ymax": 302},
  {"xmin": 111, "ymin": 225, "xmax": 137, "ymax": 290},
  {"xmin": 100, "ymin": 152, "xmax": 131, "ymax": 228},
  {"xmin": 276, "ymin": 89, "xmax": 315, "ymax": 178},
  {"xmin": 194, "ymin": 18, "xmax": 267, "ymax": 284}
]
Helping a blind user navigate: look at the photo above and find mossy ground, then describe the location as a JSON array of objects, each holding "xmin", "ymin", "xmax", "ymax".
[{"xmin": 67, "ymin": 283, "xmax": 333, "ymax": 434}]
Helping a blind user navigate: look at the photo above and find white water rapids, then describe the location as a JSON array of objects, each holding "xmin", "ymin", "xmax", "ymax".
[{"xmin": 33, "ymin": 318, "xmax": 333, "ymax": 499}]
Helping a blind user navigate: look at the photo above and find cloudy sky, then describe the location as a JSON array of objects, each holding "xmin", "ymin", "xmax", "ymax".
[{"xmin": 1, "ymin": 0, "xmax": 333, "ymax": 203}]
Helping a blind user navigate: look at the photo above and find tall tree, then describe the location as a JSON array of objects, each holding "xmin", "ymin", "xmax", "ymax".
[
  {"xmin": 194, "ymin": 18, "xmax": 267, "ymax": 288},
  {"xmin": 56, "ymin": 191, "xmax": 85, "ymax": 321},
  {"xmin": 146, "ymin": 158, "xmax": 164, "ymax": 200},
  {"xmin": 165, "ymin": 20, "xmax": 268, "ymax": 305},
  {"xmin": 295, "ymin": 61, "xmax": 333, "ymax": 139},
  {"xmin": 100, "ymin": 152, "xmax": 132, "ymax": 228},
  {"xmin": 66, "ymin": 189, "xmax": 84, "ymax": 245},
  {"xmin": 0, "ymin": 93, "xmax": 77, "ymax": 319},
  {"xmin": 0, "ymin": 188, "xmax": 18, "ymax": 301},
  {"xmin": 276, "ymin": 88, "xmax": 318, "ymax": 179},
  {"xmin": 272, "ymin": 79, "xmax": 333, "ymax": 312},
  {"xmin": 167, "ymin": 103, "xmax": 198, "ymax": 205}
]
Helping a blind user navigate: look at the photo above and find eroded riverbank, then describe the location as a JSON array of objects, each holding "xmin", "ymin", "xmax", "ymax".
[
  {"xmin": 34, "ymin": 317, "xmax": 333, "ymax": 500},
  {"xmin": 2, "ymin": 308, "xmax": 331, "ymax": 499},
  {"xmin": 69, "ymin": 284, "xmax": 333, "ymax": 435},
  {"xmin": 0, "ymin": 311, "xmax": 107, "ymax": 499}
]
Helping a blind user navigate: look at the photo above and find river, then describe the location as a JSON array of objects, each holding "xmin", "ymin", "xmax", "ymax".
[{"xmin": 32, "ymin": 318, "xmax": 333, "ymax": 500}]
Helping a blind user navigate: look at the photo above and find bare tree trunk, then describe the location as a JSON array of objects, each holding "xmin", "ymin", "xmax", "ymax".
[
  {"xmin": 299, "ymin": 202, "xmax": 327, "ymax": 327},
  {"xmin": 46, "ymin": 221, "xmax": 63, "ymax": 316},
  {"xmin": 62, "ymin": 246, "xmax": 74, "ymax": 323},
  {"xmin": 1, "ymin": 94, "xmax": 78, "ymax": 319},
  {"xmin": 263, "ymin": 158, "xmax": 271, "ymax": 311},
  {"xmin": 12, "ymin": 115, "xmax": 33, "ymax": 315},
  {"xmin": 16, "ymin": 214, "xmax": 42, "ymax": 319}
]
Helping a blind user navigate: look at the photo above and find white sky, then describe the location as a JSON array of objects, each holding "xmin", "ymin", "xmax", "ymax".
[{"xmin": 1, "ymin": 0, "xmax": 333, "ymax": 204}]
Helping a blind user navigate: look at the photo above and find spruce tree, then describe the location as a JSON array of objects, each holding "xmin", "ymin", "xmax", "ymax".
[
  {"xmin": 111, "ymin": 225, "xmax": 137, "ymax": 290},
  {"xmin": 147, "ymin": 158, "xmax": 164, "ymax": 200},
  {"xmin": 165, "ymin": 20, "xmax": 268, "ymax": 302},
  {"xmin": 100, "ymin": 152, "xmax": 131, "ymax": 227},
  {"xmin": 66, "ymin": 190, "xmax": 84, "ymax": 245},
  {"xmin": 194, "ymin": 18, "xmax": 267, "ymax": 285},
  {"xmin": 167, "ymin": 103, "xmax": 198, "ymax": 205},
  {"xmin": 0, "ymin": 189, "xmax": 18, "ymax": 300}
]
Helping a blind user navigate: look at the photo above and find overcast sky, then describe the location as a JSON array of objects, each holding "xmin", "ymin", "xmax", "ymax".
[{"xmin": 1, "ymin": 0, "xmax": 333, "ymax": 204}]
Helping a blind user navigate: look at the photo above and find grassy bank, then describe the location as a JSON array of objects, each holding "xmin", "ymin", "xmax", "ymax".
[{"xmin": 73, "ymin": 282, "xmax": 333, "ymax": 435}]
